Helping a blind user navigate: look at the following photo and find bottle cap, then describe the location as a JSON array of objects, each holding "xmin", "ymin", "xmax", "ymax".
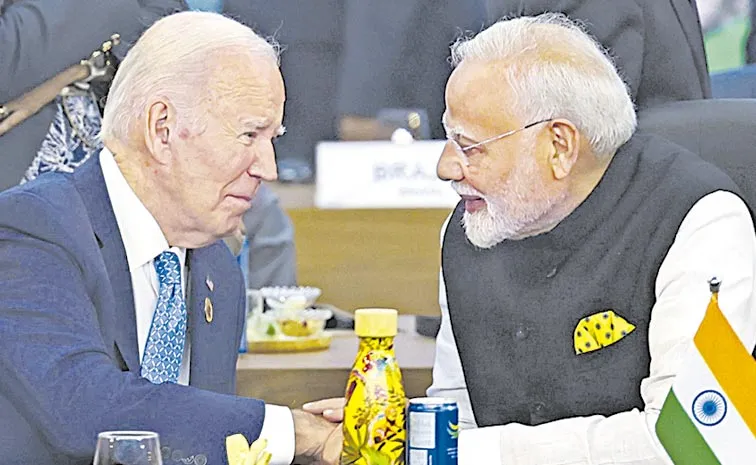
[
  {"xmin": 354, "ymin": 308, "xmax": 398, "ymax": 337},
  {"xmin": 709, "ymin": 277, "xmax": 721, "ymax": 294}
]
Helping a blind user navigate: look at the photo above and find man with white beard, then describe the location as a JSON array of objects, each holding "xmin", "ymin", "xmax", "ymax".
[{"xmin": 429, "ymin": 13, "xmax": 756, "ymax": 464}]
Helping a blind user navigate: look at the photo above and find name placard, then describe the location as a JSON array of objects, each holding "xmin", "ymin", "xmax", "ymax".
[{"xmin": 315, "ymin": 141, "xmax": 459, "ymax": 209}]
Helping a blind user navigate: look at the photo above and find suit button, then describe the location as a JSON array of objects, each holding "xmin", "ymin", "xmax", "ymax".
[
  {"xmin": 529, "ymin": 401, "xmax": 548, "ymax": 424},
  {"xmin": 514, "ymin": 325, "xmax": 529, "ymax": 340},
  {"xmin": 533, "ymin": 402, "xmax": 546, "ymax": 414},
  {"xmin": 194, "ymin": 454, "xmax": 208, "ymax": 465}
]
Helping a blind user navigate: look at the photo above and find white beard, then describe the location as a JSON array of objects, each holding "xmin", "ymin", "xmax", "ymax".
[{"xmin": 452, "ymin": 153, "xmax": 567, "ymax": 249}]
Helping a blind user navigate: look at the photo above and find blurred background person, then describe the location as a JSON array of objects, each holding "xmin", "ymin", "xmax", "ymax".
[
  {"xmin": 242, "ymin": 184, "xmax": 297, "ymax": 289},
  {"xmin": 747, "ymin": 0, "xmax": 756, "ymax": 63},
  {"xmin": 0, "ymin": 0, "xmax": 183, "ymax": 190},
  {"xmin": 335, "ymin": 0, "xmax": 487, "ymax": 142},
  {"xmin": 484, "ymin": 0, "xmax": 711, "ymax": 109}
]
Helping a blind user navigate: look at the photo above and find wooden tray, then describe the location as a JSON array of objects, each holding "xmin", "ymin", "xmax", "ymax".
[{"xmin": 247, "ymin": 333, "xmax": 333, "ymax": 353}]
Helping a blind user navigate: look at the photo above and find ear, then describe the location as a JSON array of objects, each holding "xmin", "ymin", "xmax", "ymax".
[
  {"xmin": 144, "ymin": 100, "xmax": 174, "ymax": 164},
  {"xmin": 547, "ymin": 119, "xmax": 580, "ymax": 180}
]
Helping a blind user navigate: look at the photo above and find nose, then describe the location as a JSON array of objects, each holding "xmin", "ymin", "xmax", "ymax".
[
  {"xmin": 248, "ymin": 139, "xmax": 278, "ymax": 182},
  {"xmin": 437, "ymin": 141, "xmax": 465, "ymax": 182}
]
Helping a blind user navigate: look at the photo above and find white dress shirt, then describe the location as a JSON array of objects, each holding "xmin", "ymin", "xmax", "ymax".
[
  {"xmin": 428, "ymin": 190, "xmax": 756, "ymax": 465},
  {"xmin": 100, "ymin": 149, "xmax": 295, "ymax": 465}
]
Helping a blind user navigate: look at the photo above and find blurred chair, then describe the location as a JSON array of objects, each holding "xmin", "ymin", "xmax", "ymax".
[
  {"xmin": 636, "ymin": 99, "xmax": 756, "ymax": 221},
  {"xmin": 631, "ymin": 99, "xmax": 756, "ymax": 359}
]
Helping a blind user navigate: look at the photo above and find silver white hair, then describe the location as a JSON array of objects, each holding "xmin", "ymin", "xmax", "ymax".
[
  {"xmin": 450, "ymin": 13, "xmax": 636, "ymax": 157},
  {"xmin": 100, "ymin": 11, "xmax": 280, "ymax": 145}
]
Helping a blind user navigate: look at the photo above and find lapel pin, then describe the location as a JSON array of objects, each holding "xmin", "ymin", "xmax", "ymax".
[
  {"xmin": 204, "ymin": 297, "xmax": 214, "ymax": 324},
  {"xmin": 206, "ymin": 275, "xmax": 214, "ymax": 292}
]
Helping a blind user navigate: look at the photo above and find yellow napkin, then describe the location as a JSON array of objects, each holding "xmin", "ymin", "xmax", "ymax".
[
  {"xmin": 226, "ymin": 435, "xmax": 272, "ymax": 465},
  {"xmin": 573, "ymin": 310, "xmax": 635, "ymax": 355}
]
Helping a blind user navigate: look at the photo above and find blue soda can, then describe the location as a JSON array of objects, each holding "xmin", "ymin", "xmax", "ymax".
[{"xmin": 407, "ymin": 397, "xmax": 458, "ymax": 465}]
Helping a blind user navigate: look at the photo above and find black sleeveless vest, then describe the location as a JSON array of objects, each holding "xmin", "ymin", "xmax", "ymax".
[{"xmin": 442, "ymin": 133, "xmax": 740, "ymax": 427}]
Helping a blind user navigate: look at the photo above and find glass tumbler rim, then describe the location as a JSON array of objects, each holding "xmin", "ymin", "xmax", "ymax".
[{"xmin": 97, "ymin": 431, "xmax": 160, "ymax": 441}]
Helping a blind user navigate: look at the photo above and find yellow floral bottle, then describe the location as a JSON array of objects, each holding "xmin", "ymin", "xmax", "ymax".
[{"xmin": 342, "ymin": 308, "xmax": 406, "ymax": 465}]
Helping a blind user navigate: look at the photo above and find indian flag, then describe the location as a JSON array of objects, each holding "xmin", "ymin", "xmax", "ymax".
[{"xmin": 656, "ymin": 280, "xmax": 756, "ymax": 464}]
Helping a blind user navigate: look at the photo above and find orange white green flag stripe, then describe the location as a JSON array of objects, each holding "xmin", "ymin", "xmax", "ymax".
[{"xmin": 656, "ymin": 279, "xmax": 756, "ymax": 464}]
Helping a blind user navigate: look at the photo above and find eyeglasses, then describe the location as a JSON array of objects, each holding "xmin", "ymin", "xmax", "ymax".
[{"xmin": 446, "ymin": 119, "xmax": 552, "ymax": 166}]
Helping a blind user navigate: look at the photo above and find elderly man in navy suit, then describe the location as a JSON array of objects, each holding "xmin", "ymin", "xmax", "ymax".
[{"xmin": 0, "ymin": 11, "xmax": 340, "ymax": 465}]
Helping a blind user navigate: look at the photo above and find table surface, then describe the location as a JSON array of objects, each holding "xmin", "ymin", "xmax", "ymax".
[
  {"xmin": 236, "ymin": 315, "xmax": 436, "ymax": 370},
  {"xmin": 235, "ymin": 315, "xmax": 436, "ymax": 406}
]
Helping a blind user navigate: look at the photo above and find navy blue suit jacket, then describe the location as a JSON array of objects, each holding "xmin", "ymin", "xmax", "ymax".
[{"xmin": 0, "ymin": 157, "xmax": 265, "ymax": 464}]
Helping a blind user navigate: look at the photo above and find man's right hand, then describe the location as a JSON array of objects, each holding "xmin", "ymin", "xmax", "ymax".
[
  {"xmin": 303, "ymin": 397, "xmax": 411, "ymax": 424},
  {"xmin": 291, "ymin": 409, "xmax": 342, "ymax": 465},
  {"xmin": 301, "ymin": 398, "xmax": 346, "ymax": 423}
]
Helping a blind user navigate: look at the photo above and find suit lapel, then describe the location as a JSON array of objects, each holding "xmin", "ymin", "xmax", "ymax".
[
  {"xmin": 187, "ymin": 244, "xmax": 241, "ymax": 390},
  {"xmin": 73, "ymin": 157, "xmax": 140, "ymax": 373},
  {"xmin": 670, "ymin": 0, "xmax": 711, "ymax": 95}
]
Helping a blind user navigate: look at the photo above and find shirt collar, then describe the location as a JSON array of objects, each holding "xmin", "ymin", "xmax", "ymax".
[{"xmin": 100, "ymin": 148, "xmax": 186, "ymax": 271}]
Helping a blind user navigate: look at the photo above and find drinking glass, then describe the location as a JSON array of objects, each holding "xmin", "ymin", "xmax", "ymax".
[{"xmin": 93, "ymin": 431, "xmax": 163, "ymax": 465}]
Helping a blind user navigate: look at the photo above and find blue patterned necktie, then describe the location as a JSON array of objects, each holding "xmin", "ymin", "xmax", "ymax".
[{"xmin": 140, "ymin": 251, "xmax": 187, "ymax": 384}]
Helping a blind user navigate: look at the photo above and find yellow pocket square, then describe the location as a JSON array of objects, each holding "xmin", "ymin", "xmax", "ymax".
[
  {"xmin": 226, "ymin": 434, "xmax": 272, "ymax": 465},
  {"xmin": 573, "ymin": 310, "xmax": 635, "ymax": 354}
]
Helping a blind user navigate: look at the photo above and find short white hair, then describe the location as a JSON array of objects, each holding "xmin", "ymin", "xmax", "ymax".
[
  {"xmin": 450, "ymin": 13, "xmax": 636, "ymax": 157},
  {"xmin": 100, "ymin": 11, "xmax": 280, "ymax": 144}
]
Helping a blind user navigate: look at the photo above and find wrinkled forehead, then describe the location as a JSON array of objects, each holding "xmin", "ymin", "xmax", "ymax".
[
  {"xmin": 443, "ymin": 60, "xmax": 518, "ymax": 138},
  {"xmin": 209, "ymin": 56, "xmax": 285, "ymax": 122}
]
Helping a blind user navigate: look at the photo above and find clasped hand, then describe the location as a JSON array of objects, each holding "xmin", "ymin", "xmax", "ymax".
[{"xmin": 292, "ymin": 403, "xmax": 344, "ymax": 465}]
